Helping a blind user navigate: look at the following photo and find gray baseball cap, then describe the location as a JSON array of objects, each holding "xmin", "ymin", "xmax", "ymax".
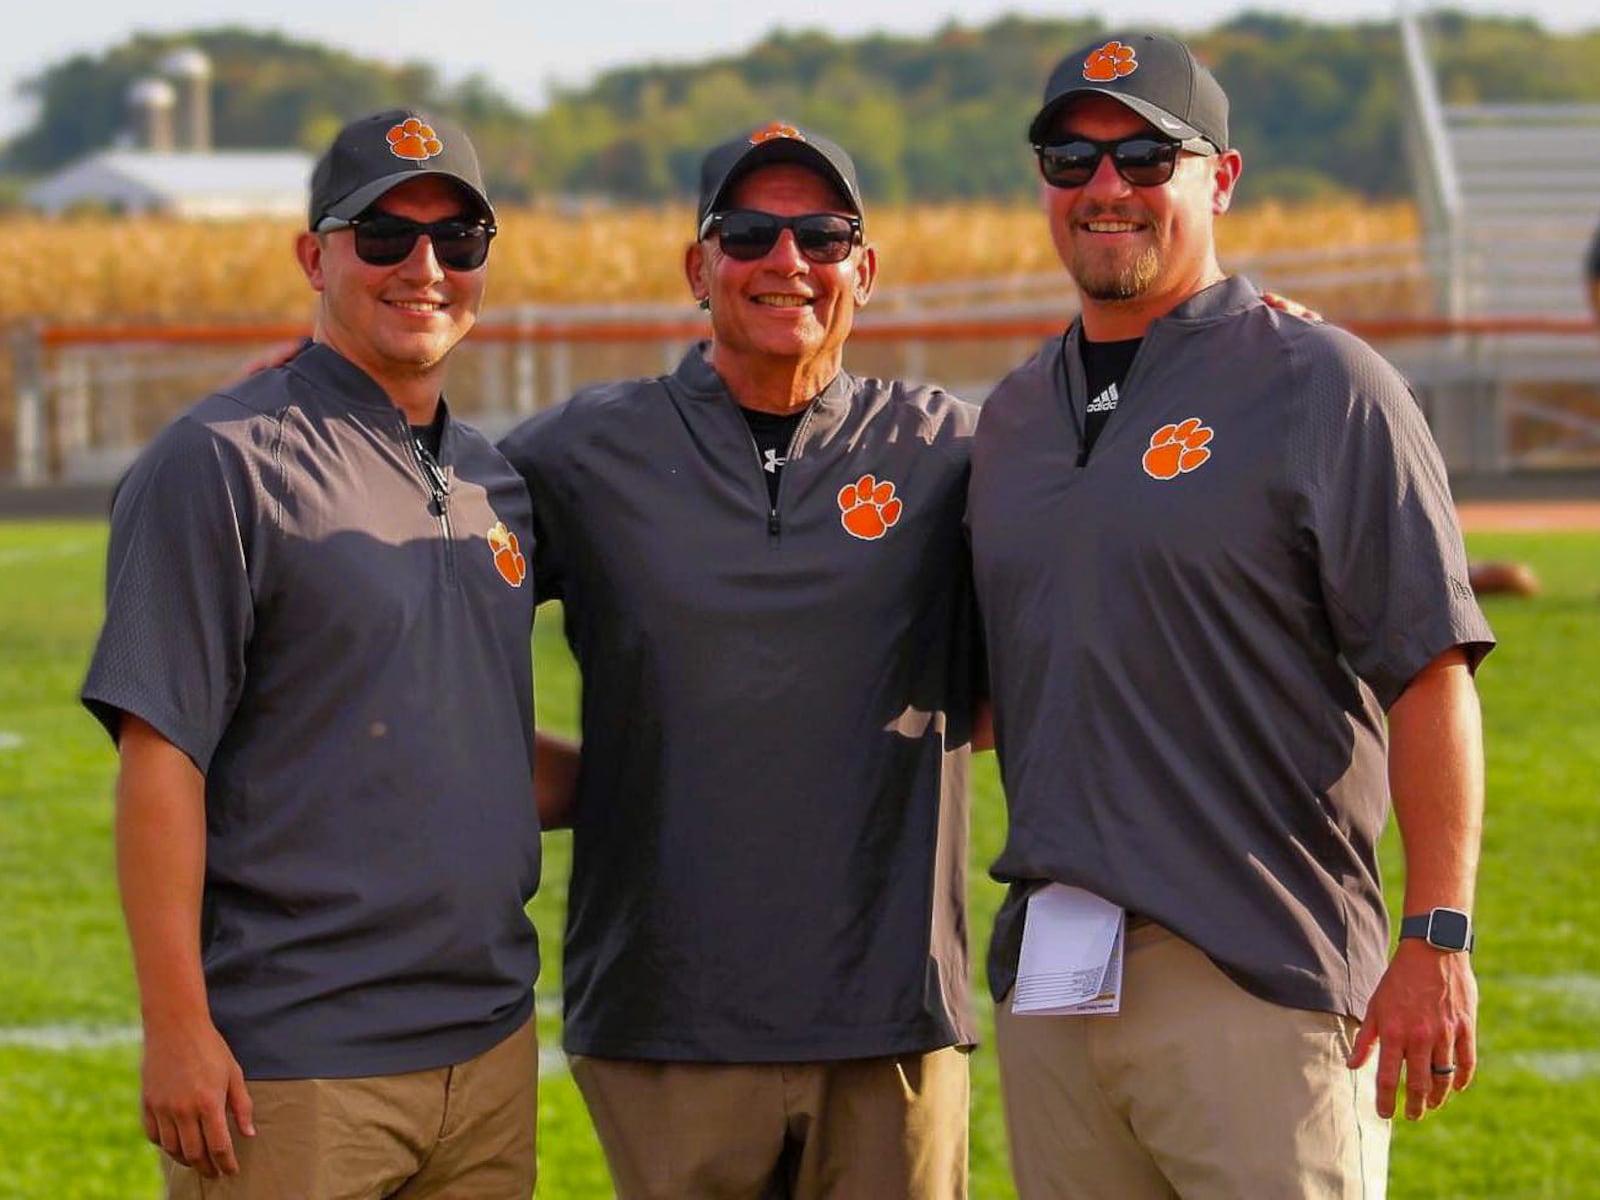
[
  {"xmin": 696, "ymin": 122, "xmax": 865, "ymax": 231},
  {"xmin": 1030, "ymin": 33, "xmax": 1229, "ymax": 152},
  {"xmin": 308, "ymin": 108, "xmax": 492, "ymax": 230}
]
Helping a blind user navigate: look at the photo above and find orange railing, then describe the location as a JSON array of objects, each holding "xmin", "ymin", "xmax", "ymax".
[
  {"xmin": 8, "ymin": 310, "xmax": 1600, "ymax": 486},
  {"xmin": 31, "ymin": 313, "xmax": 1599, "ymax": 349}
]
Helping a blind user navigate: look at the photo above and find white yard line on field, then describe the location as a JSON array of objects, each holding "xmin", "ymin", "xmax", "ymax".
[
  {"xmin": 1503, "ymin": 1051, "xmax": 1600, "ymax": 1081},
  {"xmin": 0, "ymin": 995, "xmax": 571, "ymax": 1076},
  {"xmin": 0, "ymin": 1024, "xmax": 140, "ymax": 1050},
  {"xmin": 0, "ymin": 732, "xmax": 24, "ymax": 751},
  {"xmin": 0, "ymin": 542, "xmax": 95, "ymax": 569},
  {"xmin": 1506, "ymin": 974, "xmax": 1600, "ymax": 1012},
  {"xmin": 1491, "ymin": 975, "xmax": 1600, "ymax": 1081}
]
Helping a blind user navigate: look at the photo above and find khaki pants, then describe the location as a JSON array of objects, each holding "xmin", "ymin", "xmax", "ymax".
[
  {"xmin": 163, "ymin": 1015, "xmax": 538, "ymax": 1199},
  {"xmin": 996, "ymin": 922, "xmax": 1390, "ymax": 1200},
  {"xmin": 570, "ymin": 1047, "xmax": 969, "ymax": 1200}
]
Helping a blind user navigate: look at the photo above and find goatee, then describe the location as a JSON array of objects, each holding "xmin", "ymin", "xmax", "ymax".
[{"xmin": 1074, "ymin": 245, "xmax": 1161, "ymax": 301}]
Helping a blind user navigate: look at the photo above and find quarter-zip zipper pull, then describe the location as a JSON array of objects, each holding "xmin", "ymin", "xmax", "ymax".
[
  {"xmin": 768, "ymin": 509, "xmax": 781, "ymax": 538},
  {"xmin": 411, "ymin": 434, "xmax": 450, "ymax": 514},
  {"xmin": 404, "ymin": 414, "xmax": 458, "ymax": 584},
  {"xmin": 421, "ymin": 451, "xmax": 450, "ymax": 515}
]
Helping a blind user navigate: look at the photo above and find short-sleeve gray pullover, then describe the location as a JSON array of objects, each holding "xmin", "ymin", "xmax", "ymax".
[
  {"xmin": 969, "ymin": 277, "xmax": 1494, "ymax": 1019},
  {"xmin": 500, "ymin": 346, "xmax": 981, "ymax": 1062},
  {"xmin": 82, "ymin": 343, "xmax": 541, "ymax": 1079}
]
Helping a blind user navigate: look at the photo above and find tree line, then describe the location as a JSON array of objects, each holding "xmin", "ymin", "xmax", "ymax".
[{"xmin": 6, "ymin": 12, "xmax": 1600, "ymax": 205}]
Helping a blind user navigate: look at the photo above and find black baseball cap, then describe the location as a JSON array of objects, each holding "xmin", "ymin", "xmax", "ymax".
[
  {"xmin": 1029, "ymin": 32, "xmax": 1229, "ymax": 152},
  {"xmin": 696, "ymin": 122, "xmax": 865, "ymax": 232},
  {"xmin": 308, "ymin": 108, "xmax": 493, "ymax": 230}
]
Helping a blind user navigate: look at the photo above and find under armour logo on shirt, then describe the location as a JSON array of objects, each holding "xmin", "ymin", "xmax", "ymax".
[
  {"xmin": 763, "ymin": 448, "xmax": 786, "ymax": 474},
  {"xmin": 1086, "ymin": 383, "xmax": 1120, "ymax": 415}
]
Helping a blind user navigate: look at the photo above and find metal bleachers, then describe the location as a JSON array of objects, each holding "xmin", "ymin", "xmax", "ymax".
[
  {"xmin": 1448, "ymin": 104, "xmax": 1600, "ymax": 321},
  {"xmin": 1402, "ymin": 13, "xmax": 1600, "ymax": 327},
  {"xmin": 1399, "ymin": 8, "xmax": 1600, "ymax": 471}
]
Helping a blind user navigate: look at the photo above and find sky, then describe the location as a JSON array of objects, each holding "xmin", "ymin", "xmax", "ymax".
[{"xmin": 4, "ymin": 0, "xmax": 1596, "ymax": 143}]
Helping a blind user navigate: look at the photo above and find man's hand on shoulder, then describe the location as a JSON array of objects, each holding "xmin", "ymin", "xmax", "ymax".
[
  {"xmin": 224, "ymin": 339, "xmax": 306, "ymax": 389},
  {"xmin": 1348, "ymin": 938, "xmax": 1478, "ymax": 1121},
  {"xmin": 1260, "ymin": 290, "xmax": 1324, "ymax": 324},
  {"xmin": 141, "ymin": 1014, "xmax": 255, "ymax": 1177}
]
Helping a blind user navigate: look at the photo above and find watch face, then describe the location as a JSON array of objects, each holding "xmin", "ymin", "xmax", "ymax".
[{"xmin": 1430, "ymin": 909, "xmax": 1472, "ymax": 951}]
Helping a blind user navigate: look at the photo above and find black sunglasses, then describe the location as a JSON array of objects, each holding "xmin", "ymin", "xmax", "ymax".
[
  {"xmin": 318, "ymin": 212, "xmax": 497, "ymax": 270},
  {"xmin": 1033, "ymin": 135, "xmax": 1216, "ymax": 189},
  {"xmin": 698, "ymin": 210, "xmax": 863, "ymax": 264}
]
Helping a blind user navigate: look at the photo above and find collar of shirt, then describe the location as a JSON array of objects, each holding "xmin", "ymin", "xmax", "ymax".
[
  {"xmin": 668, "ymin": 342, "xmax": 857, "ymax": 419},
  {"xmin": 1065, "ymin": 275, "xmax": 1261, "ymax": 361},
  {"xmin": 669, "ymin": 340, "xmax": 857, "ymax": 452},
  {"xmin": 1057, "ymin": 275, "xmax": 1264, "ymax": 396},
  {"xmin": 285, "ymin": 341, "xmax": 455, "ymax": 449}
]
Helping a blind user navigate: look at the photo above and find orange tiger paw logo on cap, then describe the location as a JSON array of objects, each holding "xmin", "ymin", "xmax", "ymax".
[
  {"xmin": 750, "ymin": 122, "xmax": 803, "ymax": 145},
  {"xmin": 486, "ymin": 521, "xmax": 526, "ymax": 587},
  {"xmin": 1083, "ymin": 41, "xmax": 1139, "ymax": 82},
  {"xmin": 387, "ymin": 117, "xmax": 444, "ymax": 161},
  {"xmin": 1142, "ymin": 418, "xmax": 1214, "ymax": 480},
  {"xmin": 838, "ymin": 474, "xmax": 902, "ymax": 541}
]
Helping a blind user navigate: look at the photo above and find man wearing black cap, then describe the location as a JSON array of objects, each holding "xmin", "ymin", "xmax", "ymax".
[
  {"xmin": 966, "ymin": 32, "xmax": 1495, "ymax": 1197},
  {"xmin": 82, "ymin": 109, "xmax": 562, "ymax": 1198},
  {"xmin": 499, "ymin": 122, "xmax": 983, "ymax": 1199}
]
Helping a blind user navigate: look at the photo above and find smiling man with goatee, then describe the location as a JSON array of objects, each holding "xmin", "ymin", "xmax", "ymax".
[{"xmin": 966, "ymin": 31, "xmax": 1496, "ymax": 1199}]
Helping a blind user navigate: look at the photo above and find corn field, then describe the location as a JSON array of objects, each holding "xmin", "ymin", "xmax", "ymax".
[{"xmin": 2, "ymin": 200, "xmax": 1418, "ymax": 325}]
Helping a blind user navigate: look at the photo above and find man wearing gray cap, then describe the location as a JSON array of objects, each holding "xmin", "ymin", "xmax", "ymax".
[
  {"xmin": 499, "ymin": 121, "xmax": 983, "ymax": 1199},
  {"xmin": 966, "ymin": 33, "xmax": 1495, "ymax": 1197},
  {"xmin": 82, "ymin": 109, "xmax": 563, "ymax": 1198}
]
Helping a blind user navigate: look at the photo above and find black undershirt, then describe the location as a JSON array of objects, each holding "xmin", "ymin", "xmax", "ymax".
[
  {"xmin": 739, "ymin": 406, "xmax": 806, "ymax": 506},
  {"xmin": 1078, "ymin": 336, "xmax": 1141, "ymax": 460},
  {"xmin": 410, "ymin": 406, "xmax": 446, "ymax": 460}
]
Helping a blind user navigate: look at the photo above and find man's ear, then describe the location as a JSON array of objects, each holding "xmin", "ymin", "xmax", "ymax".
[
  {"xmin": 295, "ymin": 231, "xmax": 326, "ymax": 293},
  {"xmin": 1212, "ymin": 149, "xmax": 1244, "ymax": 216},
  {"xmin": 853, "ymin": 244, "xmax": 878, "ymax": 308},
  {"xmin": 684, "ymin": 240, "xmax": 709, "ymax": 308}
]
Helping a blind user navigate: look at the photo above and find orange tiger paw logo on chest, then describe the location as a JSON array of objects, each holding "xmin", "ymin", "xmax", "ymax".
[
  {"xmin": 1142, "ymin": 418, "xmax": 1214, "ymax": 480},
  {"xmin": 838, "ymin": 474, "xmax": 902, "ymax": 540},
  {"xmin": 487, "ymin": 521, "xmax": 526, "ymax": 587}
]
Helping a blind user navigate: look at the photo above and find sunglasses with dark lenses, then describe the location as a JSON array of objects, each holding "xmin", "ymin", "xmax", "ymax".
[
  {"xmin": 320, "ymin": 213, "xmax": 497, "ymax": 270},
  {"xmin": 699, "ymin": 210, "xmax": 863, "ymax": 264},
  {"xmin": 1033, "ymin": 136, "xmax": 1215, "ymax": 189}
]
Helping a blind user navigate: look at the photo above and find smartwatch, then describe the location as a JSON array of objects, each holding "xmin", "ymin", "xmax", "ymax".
[{"xmin": 1400, "ymin": 907, "xmax": 1475, "ymax": 953}]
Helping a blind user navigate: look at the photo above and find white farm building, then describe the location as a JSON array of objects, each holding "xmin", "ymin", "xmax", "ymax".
[
  {"xmin": 24, "ymin": 50, "xmax": 312, "ymax": 219},
  {"xmin": 27, "ymin": 150, "xmax": 313, "ymax": 219}
]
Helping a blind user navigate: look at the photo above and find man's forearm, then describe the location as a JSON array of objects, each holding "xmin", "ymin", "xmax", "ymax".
[
  {"xmin": 116, "ymin": 714, "xmax": 212, "ymax": 1029},
  {"xmin": 116, "ymin": 714, "xmax": 255, "ymax": 1175},
  {"xmin": 534, "ymin": 730, "xmax": 580, "ymax": 830},
  {"xmin": 1386, "ymin": 647, "xmax": 1484, "ymax": 915},
  {"xmin": 972, "ymin": 699, "xmax": 995, "ymax": 753}
]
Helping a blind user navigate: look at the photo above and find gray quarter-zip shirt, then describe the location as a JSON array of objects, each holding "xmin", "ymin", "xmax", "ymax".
[
  {"xmin": 969, "ymin": 277, "xmax": 1494, "ymax": 1019},
  {"xmin": 82, "ymin": 342, "xmax": 541, "ymax": 1079},
  {"xmin": 500, "ymin": 345, "xmax": 981, "ymax": 1062}
]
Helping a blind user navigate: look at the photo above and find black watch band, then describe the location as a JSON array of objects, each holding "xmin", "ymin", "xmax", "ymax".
[{"xmin": 1400, "ymin": 907, "xmax": 1475, "ymax": 953}]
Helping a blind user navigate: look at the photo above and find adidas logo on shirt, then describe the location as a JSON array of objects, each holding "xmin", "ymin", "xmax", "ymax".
[{"xmin": 1086, "ymin": 383, "xmax": 1120, "ymax": 415}]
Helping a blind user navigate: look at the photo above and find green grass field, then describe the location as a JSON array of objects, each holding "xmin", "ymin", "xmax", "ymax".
[{"xmin": 1, "ymin": 520, "xmax": 1597, "ymax": 1198}]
